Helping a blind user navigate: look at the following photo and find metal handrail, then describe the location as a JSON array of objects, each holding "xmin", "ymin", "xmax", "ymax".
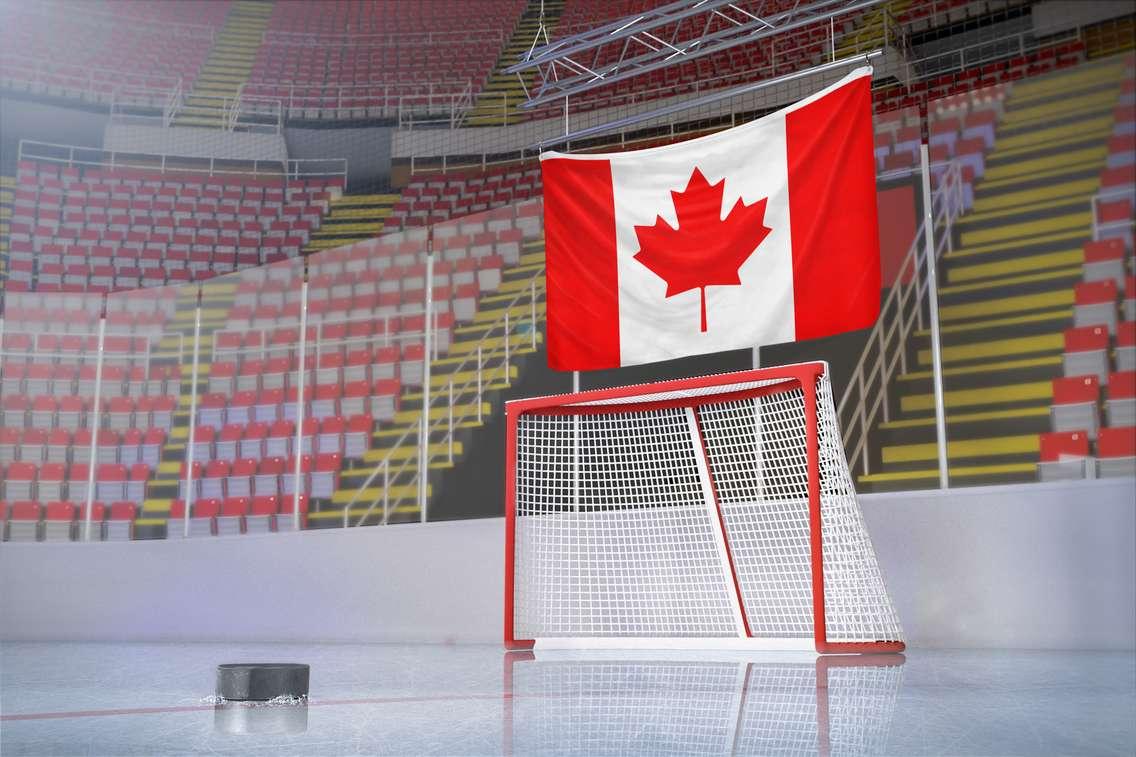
[
  {"xmin": 837, "ymin": 159, "xmax": 965, "ymax": 475},
  {"xmin": 344, "ymin": 260, "xmax": 545, "ymax": 527},
  {"xmin": 16, "ymin": 140, "xmax": 346, "ymax": 182}
]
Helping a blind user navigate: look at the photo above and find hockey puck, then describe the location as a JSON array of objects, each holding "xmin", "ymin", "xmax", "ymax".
[{"xmin": 216, "ymin": 663, "xmax": 310, "ymax": 701}]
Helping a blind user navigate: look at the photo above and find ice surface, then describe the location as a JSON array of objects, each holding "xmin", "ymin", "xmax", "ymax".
[{"xmin": 0, "ymin": 643, "xmax": 1133, "ymax": 755}]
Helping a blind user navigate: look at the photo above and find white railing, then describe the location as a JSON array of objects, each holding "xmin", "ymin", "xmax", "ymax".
[
  {"xmin": 837, "ymin": 160, "xmax": 966, "ymax": 477},
  {"xmin": 238, "ymin": 79, "xmax": 476, "ymax": 126},
  {"xmin": 1, "ymin": 55, "xmax": 182, "ymax": 107},
  {"xmin": 210, "ymin": 311, "xmax": 442, "ymax": 366},
  {"xmin": 163, "ymin": 79, "xmax": 183, "ymax": 128},
  {"xmin": 16, "ymin": 139, "xmax": 347, "ymax": 184},
  {"xmin": 343, "ymin": 266, "xmax": 544, "ymax": 527}
]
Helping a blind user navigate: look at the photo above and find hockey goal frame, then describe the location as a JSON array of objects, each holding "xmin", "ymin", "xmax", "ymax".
[{"xmin": 504, "ymin": 362, "xmax": 904, "ymax": 654}]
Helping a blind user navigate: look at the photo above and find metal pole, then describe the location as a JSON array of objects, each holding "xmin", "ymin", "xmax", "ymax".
[
  {"xmin": 751, "ymin": 346, "xmax": 760, "ymax": 369},
  {"xmin": 447, "ymin": 381, "xmax": 454, "ymax": 464},
  {"xmin": 530, "ymin": 280, "xmax": 537, "ymax": 350},
  {"xmin": 182, "ymin": 302, "xmax": 203, "ymax": 538},
  {"xmin": 419, "ymin": 244, "xmax": 434, "ymax": 522},
  {"xmin": 292, "ymin": 280, "xmax": 309, "ymax": 529},
  {"xmin": 920, "ymin": 144, "xmax": 949, "ymax": 489},
  {"xmin": 476, "ymin": 345, "xmax": 483, "ymax": 421},
  {"xmin": 82, "ymin": 317, "xmax": 107, "ymax": 542}
]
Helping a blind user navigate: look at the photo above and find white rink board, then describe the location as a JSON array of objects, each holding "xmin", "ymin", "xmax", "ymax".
[{"xmin": 2, "ymin": 478, "xmax": 1134, "ymax": 649}]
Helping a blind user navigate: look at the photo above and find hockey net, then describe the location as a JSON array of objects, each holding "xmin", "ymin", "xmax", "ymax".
[{"xmin": 504, "ymin": 363, "xmax": 904, "ymax": 652}]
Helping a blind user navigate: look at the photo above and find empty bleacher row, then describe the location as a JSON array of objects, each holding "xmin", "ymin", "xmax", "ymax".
[
  {"xmin": 0, "ymin": 0, "xmax": 227, "ymax": 99},
  {"xmin": 5, "ymin": 159, "xmax": 342, "ymax": 292}
]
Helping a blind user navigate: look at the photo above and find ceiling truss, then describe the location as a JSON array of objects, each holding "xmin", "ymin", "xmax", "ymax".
[{"xmin": 504, "ymin": 0, "xmax": 886, "ymax": 109}]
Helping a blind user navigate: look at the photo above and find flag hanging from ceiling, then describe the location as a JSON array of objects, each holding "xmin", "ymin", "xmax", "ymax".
[{"xmin": 540, "ymin": 66, "xmax": 881, "ymax": 371}]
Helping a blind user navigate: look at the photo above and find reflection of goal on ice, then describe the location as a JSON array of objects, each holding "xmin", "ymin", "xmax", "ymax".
[
  {"xmin": 505, "ymin": 363, "xmax": 904, "ymax": 652},
  {"xmin": 504, "ymin": 653, "xmax": 906, "ymax": 756}
]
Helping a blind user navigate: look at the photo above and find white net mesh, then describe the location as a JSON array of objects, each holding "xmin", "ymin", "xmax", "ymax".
[
  {"xmin": 507, "ymin": 657, "xmax": 904, "ymax": 756},
  {"xmin": 511, "ymin": 367, "xmax": 903, "ymax": 645}
]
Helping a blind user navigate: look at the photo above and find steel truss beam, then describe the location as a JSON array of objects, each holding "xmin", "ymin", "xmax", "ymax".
[{"xmin": 504, "ymin": 0, "xmax": 886, "ymax": 109}]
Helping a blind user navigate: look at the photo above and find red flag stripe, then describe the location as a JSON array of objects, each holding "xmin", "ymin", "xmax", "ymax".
[
  {"xmin": 785, "ymin": 74, "xmax": 881, "ymax": 341},
  {"xmin": 542, "ymin": 157, "xmax": 621, "ymax": 370}
]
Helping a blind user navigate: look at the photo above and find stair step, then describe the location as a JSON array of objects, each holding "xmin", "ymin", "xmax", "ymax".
[
  {"xmin": 968, "ymin": 177, "xmax": 1099, "ymax": 215},
  {"xmin": 947, "ymin": 249, "xmax": 1083, "ymax": 284},
  {"xmin": 880, "ymin": 405, "xmax": 1050, "ymax": 433},
  {"xmin": 857, "ymin": 463, "xmax": 1037, "ymax": 490},
  {"xmin": 991, "ymin": 116, "xmax": 1114, "ymax": 157},
  {"xmin": 329, "ymin": 484, "xmax": 426, "ymax": 507},
  {"xmin": 918, "ymin": 331, "xmax": 1063, "ymax": 367},
  {"xmin": 979, "ymin": 146, "xmax": 1108, "ymax": 187},
  {"xmin": 944, "ymin": 228, "xmax": 1088, "ymax": 263},
  {"xmin": 898, "ymin": 355, "xmax": 1063, "ymax": 388},
  {"xmin": 958, "ymin": 212, "xmax": 1089, "ymax": 248},
  {"xmin": 957, "ymin": 195, "xmax": 1089, "ymax": 229},
  {"xmin": 359, "ymin": 441, "xmax": 461, "ymax": 465},
  {"xmin": 937, "ymin": 266, "xmax": 1083, "ymax": 305},
  {"xmin": 915, "ymin": 307, "xmax": 1072, "ymax": 340},
  {"xmin": 900, "ymin": 380, "xmax": 1052, "ymax": 413},
  {"xmin": 881, "ymin": 433, "xmax": 1038, "ymax": 466}
]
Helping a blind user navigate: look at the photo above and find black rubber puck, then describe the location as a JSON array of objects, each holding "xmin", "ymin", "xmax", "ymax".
[{"xmin": 216, "ymin": 663, "xmax": 310, "ymax": 701}]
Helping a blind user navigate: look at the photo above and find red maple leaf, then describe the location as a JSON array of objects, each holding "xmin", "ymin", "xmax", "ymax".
[{"xmin": 633, "ymin": 168, "xmax": 772, "ymax": 332}]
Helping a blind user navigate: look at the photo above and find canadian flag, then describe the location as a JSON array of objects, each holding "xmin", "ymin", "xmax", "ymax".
[{"xmin": 541, "ymin": 67, "xmax": 881, "ymax": 371}]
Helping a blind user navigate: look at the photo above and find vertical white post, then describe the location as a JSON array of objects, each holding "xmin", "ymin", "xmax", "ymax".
[
  {"xmin": 530, "ymin": 280, "xmax": 537, "ymax": 350},
  {"xmin": 504, "ymin": 310, "xmax": 510, "ymax": 372},
  {"xmin": 419, "ymin": 247, "xmax": 434, "ymax": 522},
  {"xmin": 82, "ymin": 317, "xmax": 107, "ymax": 542},
  {"xmin": 447, "ymin": 381, "xmax": 454, "ymax": 464},
  {"xmin": 751, "ymin": 346, "xmax": 760, "ymax": 369},
  {"xmin": 182, "ymin": 303, "xmax": 203, "ymax": 538},
  {"xmin": 292, "ymin": 280, "xmax": 309, "ymax": 530},
  {"xmin": 476, "ymin": 345, "xmax": 483, "ymax": 421},
  {"xmin": 920, "ymin": 145, "xmax": 949, "ymax": 489}
]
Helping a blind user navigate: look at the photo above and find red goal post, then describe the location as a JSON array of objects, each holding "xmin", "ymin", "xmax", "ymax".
[{"xmin": 504, "ymin": 362, "xmax": 904, "ymax": 653}]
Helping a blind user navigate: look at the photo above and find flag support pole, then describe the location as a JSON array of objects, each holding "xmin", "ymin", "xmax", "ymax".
[{"xmin": 920, "ymin": 144, "xmax": 949, "ymax": 489}]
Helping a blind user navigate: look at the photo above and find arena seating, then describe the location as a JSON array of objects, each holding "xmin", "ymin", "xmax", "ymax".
[
  {"xmin": 0, "ymin": 0, "xmax": 226, "ymax": 98},
  {"xmin": 241, "ymin": 0, "xmax": 526, "ymax": 114},
  {"xmin": 6, "ymin": 160, "xmax": 341, "ymax": 291}
]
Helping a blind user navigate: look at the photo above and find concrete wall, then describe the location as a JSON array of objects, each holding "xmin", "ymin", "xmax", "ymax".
[
  {"xmin": 0, "ymin": 96, "xmax": 108, "ymax": 173},
  {"xmin": 103, "ymin": 125, "xmax": 289, "ymax": 163},
  {"xmin": 1032, "ymin": 1, "xmax": 1134, "ymax": 33},
  {"xmin": 2, "ymin": 478, "xmax": 1133, "ymax": 649},
  {"xmin": 284, "ymin": 125, "xmax": 393, "ymax": 193}
]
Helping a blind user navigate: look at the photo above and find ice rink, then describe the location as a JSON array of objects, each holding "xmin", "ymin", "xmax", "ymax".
[{"xmin": 1, "ymin": 642, "xmax": 1133, "ymax": 755}]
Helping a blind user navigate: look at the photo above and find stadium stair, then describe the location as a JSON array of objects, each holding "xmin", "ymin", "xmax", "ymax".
[
  {"xmin": 133, "ymin": 281, "xmax": 239, "ymax": 536},
  {"xmin": 1085, "ymin": 15, "xmax": 1135, "ymax": 60},
  {"xmin": 858, "ymin": 57, "xmax": 1130, "ymax": 492},
  {"xmin": 464, "ymin": 0, "xmax": 564, "ymax": 127},
  {"xmin": 304, "ymin": 193, "xmax": 401, "ymax": 253},
  {"xmin": 0, "ymin": 175, "xmax": 13, "ymax": 284},
  {"xmin": 311, "ymin": 240, "xmax": 548, "ymax": 527},
  {"xmin": 172, "ymin": 0, "xmax": 272, "ymax": 129},
  {"xmin": 835, "ymin": 0, "xmax": 911, "ymax": 58}
]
